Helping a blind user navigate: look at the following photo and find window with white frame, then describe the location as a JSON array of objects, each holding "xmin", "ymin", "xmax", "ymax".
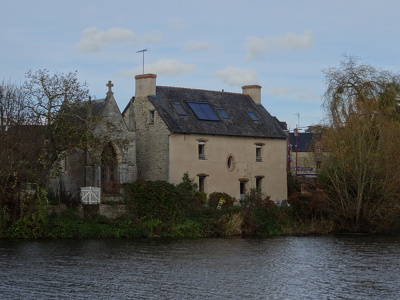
[
  {"xmin": 198, "ymin": 140, "xmax": 206, "ymax": 160},
  {"xmin": 256, "ymin": 144, "xmax": 263, "ymax": 162}
]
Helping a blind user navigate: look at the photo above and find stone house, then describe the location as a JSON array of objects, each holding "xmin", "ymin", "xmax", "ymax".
[
  {"xmin": 122, "ymin": 74, "xmax": 288, "ymax": 201},
  {"xmin": 56, "ymin": 74, "xmax": 288, "ymax": 202}
]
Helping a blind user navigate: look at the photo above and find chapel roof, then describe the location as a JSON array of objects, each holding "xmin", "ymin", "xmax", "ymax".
[{"xmin": 145, "ymin": 86, "xmax": 287, "ymax": 139}]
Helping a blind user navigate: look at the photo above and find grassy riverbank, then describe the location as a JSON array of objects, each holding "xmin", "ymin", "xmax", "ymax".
[
  {"xmin": 0, "ymin": 205, "xmax": 335, "ymax": 239},
  {"xmin": 1, "ymin": 175, "xmax": 399, "ymax": 239}
]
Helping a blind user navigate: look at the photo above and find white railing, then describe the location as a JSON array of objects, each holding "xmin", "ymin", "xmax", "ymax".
[{"xmin": 80, "ymin": 187, "xmax": 101, "ymax": 204}]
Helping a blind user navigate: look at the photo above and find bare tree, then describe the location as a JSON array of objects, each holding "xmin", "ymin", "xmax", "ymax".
[
  {"xmin": 0, "ymin": 70, "xmax": 102, "ymax": 221},
  {"xmin": 22, "ymin": 70, "xmax": 104, "ymax": 177},
  {"xmin": 319, "ymin": 56, "xmax": 400, "ymax": 232}
]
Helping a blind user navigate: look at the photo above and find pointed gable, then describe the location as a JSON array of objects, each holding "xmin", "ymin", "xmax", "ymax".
[{"xmin": 147, "ymin": 86, "xmax": 286, "ymax": 138}]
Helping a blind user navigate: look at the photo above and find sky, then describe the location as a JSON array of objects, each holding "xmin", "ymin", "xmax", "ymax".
[{"xmin": 1, "ymin": 0, "xmax": 400, "ymax": 130}]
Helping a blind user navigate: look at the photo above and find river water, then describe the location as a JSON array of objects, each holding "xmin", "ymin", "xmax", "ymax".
[{"xmin": 0, "ymin": 235, "xmax": 399, "ymax": 300}]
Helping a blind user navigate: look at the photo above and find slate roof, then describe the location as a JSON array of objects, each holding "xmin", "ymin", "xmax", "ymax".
[
  {"xmin": 90, "ymin": 98, "xmax": 107, "ymax": 115},
  {"xmin": 289, "ymin": 132, "xmax": 314, "ymax": 152},
  {"xmin": 62, "ymin": 98, "xmax": 107, "ymax": 120},
  {"xmin": 145, "ymin": 86, "xmax": 287, "ymax": 139}
]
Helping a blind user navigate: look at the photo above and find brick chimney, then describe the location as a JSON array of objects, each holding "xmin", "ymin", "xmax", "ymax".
[
  {"xmin": 242, "ymin": 84, "xmax": 261, "ymax": 104},
  {"xmin": 135, "ymin": 73, "xmax": 157, "ymax": 97}
]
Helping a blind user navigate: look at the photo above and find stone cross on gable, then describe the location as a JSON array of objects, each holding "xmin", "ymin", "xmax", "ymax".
[{"xmin": 106, "ymin": 80, "xmax": 114, "ymax": 94}]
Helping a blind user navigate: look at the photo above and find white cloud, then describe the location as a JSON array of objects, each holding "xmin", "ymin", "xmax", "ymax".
[
  {"xmin": 246, "ymin": 31, "xmax": 313, "ymax": 60},
  {"xmin": 214, "ymin": 65, "xmax": 258, "ymax": 86},
  {"xmin": 142, "ymin": 31, "xmax": 164, "ymax": 43},
  {"xmin": 166, "ymin": 18, "xmax": 187, "ymax": 30},
  {"xmin": 184, "ymin": 41, "xmax": 212, "ymax": 52},
  {"xmin": 76, "ymin": 27, "xmax": 137, "ymax": 53},
  {"xmin": 121, "ymin": 59, "xmax": 196, "ymax": 77},
  {"xmin": 271, "ymin": 86, "xmax": 321, "ymax": 102},
  {"xmin": 76, "ymin": 27, "xmax": 164, "ymax": 53},
  {"xmin": 298, "ymin": 93, "xmax": 321, "ymax": 101},
  {"xmin": 271, "ymin": 86, "xmax": 295, "ymax": 96}
]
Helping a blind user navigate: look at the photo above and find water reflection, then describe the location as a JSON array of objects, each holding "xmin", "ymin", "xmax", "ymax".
[{"xmin": 0, "ymin": 236, "xmax": 399, "ymax": 299}]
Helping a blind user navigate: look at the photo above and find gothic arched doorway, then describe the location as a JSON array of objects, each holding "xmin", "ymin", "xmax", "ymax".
[{"xmin": 101, "ymin": 143, "xmax": 118, "ymax": 194}]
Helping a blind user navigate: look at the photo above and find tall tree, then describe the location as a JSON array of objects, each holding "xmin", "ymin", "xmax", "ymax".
[
  {"xmin": 21, "ymin": 69, "xmax": 103, "ymax": 181},
  {"xmin": 0, "ymin": 70, "xmax": 102, "ymax": 211},
  {"xmin": 319, "ymin": 56, "xmax": 400, "ymax": 232}
]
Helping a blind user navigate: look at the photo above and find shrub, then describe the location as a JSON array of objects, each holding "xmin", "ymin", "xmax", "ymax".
[
  {"xmin": 124, "ymin": 180, "xmax": 183, "ymax": 223},
  {"xmin": 208, "ymin": 192, "xmax": 234, "ymax": 208}
]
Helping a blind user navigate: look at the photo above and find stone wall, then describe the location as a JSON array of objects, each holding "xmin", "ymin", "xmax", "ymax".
[{"xmin": 132, "ymin": 95, "xmax": 171, "ymax": 181}]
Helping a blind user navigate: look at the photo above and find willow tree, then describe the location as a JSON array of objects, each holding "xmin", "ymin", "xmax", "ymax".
[{"xmin": 319, "ymin": 56, "xmax": 400, "ymax": 232}]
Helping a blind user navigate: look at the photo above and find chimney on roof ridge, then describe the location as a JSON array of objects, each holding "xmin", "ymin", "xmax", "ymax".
[
  {"xmin": 242, "ymin": 84, "xmax": 262, "ymax": 104},
  {"xmin": 135, "ymin": 73, "xmax": 157, "ymax": 97}
]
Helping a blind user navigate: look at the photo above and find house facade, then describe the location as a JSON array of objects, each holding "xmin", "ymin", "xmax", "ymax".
[
  {"xmin": 56, "ymin": 74, "xmax": 288, "ymax": 201},
  {"xmin": 122, "ymin": 74, "xmax": 288, "ymax": 201}
]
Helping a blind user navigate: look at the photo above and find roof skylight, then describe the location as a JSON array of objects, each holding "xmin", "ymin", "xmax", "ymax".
[
  {"xmin": 217, "ymin": 108, "xmax": 230, "ymax": 119},
  {"xmin": 187, "ymin": 102, "xmax": 220, "ymax": 121},
  {"xmin": 247, "ymin": 111, "xmax": 259, "ymax": 121},
  {"xmin": 172, "ymin": 102, "xmax": 187, "ymax": 116}
]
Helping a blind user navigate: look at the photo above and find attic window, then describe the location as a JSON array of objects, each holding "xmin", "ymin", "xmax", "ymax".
[
  {"xmin": 247, "ymin": 111, "xmax": 259, "ymax": 121},
  {"xmin": 172, "ymin": 102, "xmax": 187, "ymax": 116},
  {"xmin": 187, "ymin": 102, "xmax": 220, "ymax": 121},
  {"xmin": 217, "ymin": 108, "xmax": 230, "ymax": 119}
]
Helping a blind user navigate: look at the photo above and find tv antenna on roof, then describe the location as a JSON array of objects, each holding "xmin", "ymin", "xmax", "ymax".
[
  {"xmin": 137, "ymin": 48, "xmax": 148, "ymax": 74},
  {"xmin": 294, "ymin": 113, "xmax": 300, "ymax": 128}
]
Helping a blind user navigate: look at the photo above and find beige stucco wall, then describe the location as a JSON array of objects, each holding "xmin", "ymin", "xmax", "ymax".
[{"xmin": 168, "ymin": 133, "xmax": 287, "ymax": 201}]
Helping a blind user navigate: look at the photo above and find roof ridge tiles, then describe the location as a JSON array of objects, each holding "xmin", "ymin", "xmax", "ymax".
[{"xmin": 157, "ymin": 85, "xmax": 243, "ymax": 96}]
